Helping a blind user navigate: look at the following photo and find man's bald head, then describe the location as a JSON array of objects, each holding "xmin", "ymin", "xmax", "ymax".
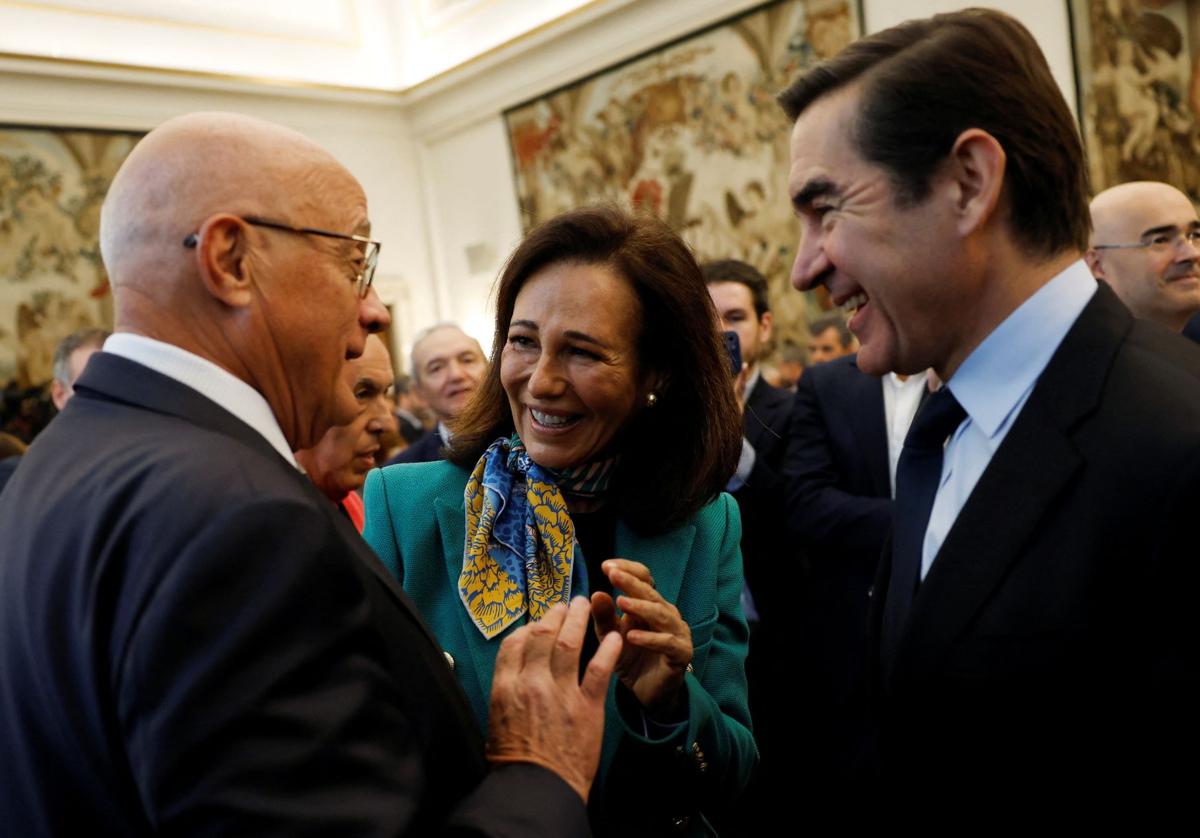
[
  {"xmin": 1087, "ymin": 181, "xmax": 1200, "ymax": 332},
  {"xmin": 101, "ymin": 112, "xmax": 354, "ymax": 302},
  {"xmin": 99, "ymin": 112, "xmax": 389, "ymax": 450}
]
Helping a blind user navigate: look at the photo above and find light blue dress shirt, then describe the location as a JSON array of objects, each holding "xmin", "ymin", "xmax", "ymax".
[{"xmin": 921, "ymin": 260, "xmax": 1097, "ymax": 579}]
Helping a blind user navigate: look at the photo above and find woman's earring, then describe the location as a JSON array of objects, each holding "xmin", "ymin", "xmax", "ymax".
[{"xmin": 646, "ymin": 392, "xmax": 658, "ymax": 407}]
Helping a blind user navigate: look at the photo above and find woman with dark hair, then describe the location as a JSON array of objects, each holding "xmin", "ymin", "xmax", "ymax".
[{"xmin": 363, "ymin": 206, "xmax": 755, "ymax": 834}]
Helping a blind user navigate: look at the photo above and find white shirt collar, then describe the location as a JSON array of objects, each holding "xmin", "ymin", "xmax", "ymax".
[
  {"xmin": 103, "ymin": 333, "xmax": 300, "ymax": 469},
  {"xmin": 948, "ymin": 260, "xmax": 1097, "ymax": 439},
  {"xmin": 741, "ymin": 366, "xmax": 761, "ymax": 403}
]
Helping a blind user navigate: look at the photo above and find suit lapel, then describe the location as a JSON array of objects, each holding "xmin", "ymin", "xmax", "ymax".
[{"xmin": 888, "ymin": 285, "xmax": 1129, "ymax": 683}]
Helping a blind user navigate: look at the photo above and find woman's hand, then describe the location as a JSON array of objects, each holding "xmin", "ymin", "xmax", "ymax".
[{"xmin": 591, "ymin": 558, "xmax": 693, "ymax": 718}]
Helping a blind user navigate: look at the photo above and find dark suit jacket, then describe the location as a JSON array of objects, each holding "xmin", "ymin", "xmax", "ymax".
[
  {"xmin": 781, "ymin": 354, "xmax": 892, "ymax": 790},
  {"xmin": 0, "ymin": 454, "xmax": 19, "ymax": 497},
  {"xmin": 869, "ymin": 284, "xmax": 1200, "ymax": 795},
  {"xmin": 0, "ymin": 353, "xmax": 588, "ymax": 836},
  {"xmin": 386, "ymin": 429, "xmax": 444, "ymax": 466},
  {"xmin": 784, "ymin": 354, "xmax": 891, "ymax": 565}
]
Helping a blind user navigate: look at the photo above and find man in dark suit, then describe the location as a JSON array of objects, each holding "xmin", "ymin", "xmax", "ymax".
[
  {"xmin": 702, "ymin": 260, "xmax": 792, "ymax": 625},
  {"xmin": 387, "ymin": 323, "xmax": 486, "ymax": 465},
  {"xmin": 780, "ymin": 8, "xmax": 1200, "ymax": 799},
  {"xmin": 784, "ymin": 353, "xmax": 889, "ymax": 793},
  {"xmin": 702, "ymin": 260, "xmax": 791, "ymax": 830},
  {"xmin": 0, "ymin": 111, "xmax": 619, "ymax": 835}
]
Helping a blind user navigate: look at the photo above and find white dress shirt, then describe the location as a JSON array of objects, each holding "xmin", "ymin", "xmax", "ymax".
[
  {"xmin": 882, "ymin": 371, "xmax": 929, "ymax": 497},
  {"xmin": 921, "ymin": 260, "xmax": 1097, "ymax": 579},
  {"xmin": 726, "ymin": 367, "xmax": 761, "ymax": 491},
  {"xmin": 103, "ymin": 333, "xmax": 300, "ymax": 469}
]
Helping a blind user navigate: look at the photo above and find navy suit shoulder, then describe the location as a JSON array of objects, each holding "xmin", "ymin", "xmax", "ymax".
[
  {"xmin": 387, "ymin": 430, "xmax": 444, "ymax": 465},
  {"xmin": 0, "ymin": 353, "xmax": 588, "ymax": 837},
  {"xmin": 784, "ymin": 354, "xmax": 892, "ymax": 559}
]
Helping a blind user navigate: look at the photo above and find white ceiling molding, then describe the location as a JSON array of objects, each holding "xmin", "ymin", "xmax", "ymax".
[
  {"xmin": 401, "ymin": 0, "xmax": 766, "ymax": 141},
  {"xmin": 0, "ymin": 0, "xmax": 618, "ymax": 94}
]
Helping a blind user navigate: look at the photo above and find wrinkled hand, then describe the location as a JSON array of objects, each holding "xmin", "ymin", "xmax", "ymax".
[
  {"xmin": 486, "ymin": 597, "xmax": 622, "ymax": 802},
  {"xmin": 591, "ymin": 559, "xmax": 693, "ymax": 717}
]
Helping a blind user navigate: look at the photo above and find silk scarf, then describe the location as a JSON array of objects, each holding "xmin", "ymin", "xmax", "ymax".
[{"xmin": 460, "ymin": 435, "xmax": 616, "ymax": 639}]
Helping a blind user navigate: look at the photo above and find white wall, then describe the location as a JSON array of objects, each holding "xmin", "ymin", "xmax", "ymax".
[
  {"xmin": 0, "ymin": 61, "xmax": 438, "ymax": 362},
  {"xmin": 407, "ymin": 0, "xmax": 1080, "ymax": 336}
]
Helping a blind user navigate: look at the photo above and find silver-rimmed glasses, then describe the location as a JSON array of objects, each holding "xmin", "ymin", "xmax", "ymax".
[
  {"xmin": 1092, "ymin": 228, "xmax": 1200, "ymax": 254},
  {"xmin": 184, "ymin": 215, "xmax": 381, "ymax": 298}
]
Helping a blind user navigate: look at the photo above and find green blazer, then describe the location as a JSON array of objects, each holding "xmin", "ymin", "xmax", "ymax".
[{"xmin": 363, "ymin": 460, "xmax": 757, "ymax": 834}]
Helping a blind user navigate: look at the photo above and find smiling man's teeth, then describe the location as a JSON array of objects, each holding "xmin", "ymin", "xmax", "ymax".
[
  {"xmin": 532, "ymin": 409, "xmax": 576, "ymax": 427},
  {"xmin": 842, "ymin": 292, "xmax": 869, "ymax": 314}
]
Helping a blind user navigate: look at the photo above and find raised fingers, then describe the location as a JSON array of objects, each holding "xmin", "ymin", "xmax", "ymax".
[
  {"xmin": 605, "ymin": 567, "xmax": 661, "ymax": 604},
  {"xmin": 590, "ymin": 591, "xmax": 619, "ymax": 639},
  {"xmin": 624, "ymin": 629, "xmax": 691, "ymax": 665},
  {"xmin": 549, "ymin": 597, "xmax": 591, "ymax": 680},
  {"xmin": 615, "ymin": 594, "xmax": 683, "ymax": 632},
  {"xmin": 602, "ymin": 559, "xmax": 655, "ymax": 589},
  {"xmin": 580, "ymin": 629, "xmax": 622, "ymax": 702},
  {"xmin": 521, "ymin": 601, "xmax": 568, "ymax": 671}
]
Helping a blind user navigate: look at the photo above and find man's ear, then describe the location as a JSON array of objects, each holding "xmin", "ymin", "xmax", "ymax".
[
  {"xmin": 193, "ymin": 214, "xmax": 254, "ymax": 308},
  {"xmin": 759, "ymin": 310, "xmax": 774, "ymax": 344},
  {"xmin": 946, "ymin": 128, "xmax": 1006, "ymax": 238},
  {"xmin": 50, "ymin": 379, "xmax": 68, "ymax": 411},
  {"xmin": 1083, "ymin": 248, "xmax": 1106, "ymax": 279}
]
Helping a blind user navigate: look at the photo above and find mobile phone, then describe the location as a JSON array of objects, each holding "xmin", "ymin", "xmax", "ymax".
[{"xmin": 723, "ymin": 331, "xmax": 742, "ymax": 376}]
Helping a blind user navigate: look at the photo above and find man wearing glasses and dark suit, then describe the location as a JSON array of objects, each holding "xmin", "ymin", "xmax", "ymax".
[
  {"xmin": 1086, "ymin": 180, "xmax": 1200, "ymax": 333},
  {"xmin": 0, "ymin": 112, "xmax": 619, "ymax": 836}
]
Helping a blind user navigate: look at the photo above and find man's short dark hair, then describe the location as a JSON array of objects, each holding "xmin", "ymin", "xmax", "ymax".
[
  {"xmin": 809, "ymin": 315, "xmax": 852, "ymax": 349},
  {"xmin": 777, "ymin": 8, "xmax": 1090, "ymax": 258},
  {"xmin": 701, "ymin": 260, "xmax": 771, "ymax": 317},
  {"xmin": 52, "ymin": 328, "xmax": 110, "ymax": 385}
]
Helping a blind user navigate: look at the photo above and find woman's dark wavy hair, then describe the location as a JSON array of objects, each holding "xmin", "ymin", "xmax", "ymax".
[{"xmin": 448, "ymin": 205, "xmax": 742, "ymax": 536}]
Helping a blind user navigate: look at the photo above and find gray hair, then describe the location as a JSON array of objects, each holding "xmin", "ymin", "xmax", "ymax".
[{"xmin": 53, "ymin": 328, "xmax": 110, "ymax": 385}]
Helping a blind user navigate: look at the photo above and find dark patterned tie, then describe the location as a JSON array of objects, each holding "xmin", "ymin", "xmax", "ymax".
[{"xmin": 881, "ymin": 387, "xmax": 967, "ymax": 671}]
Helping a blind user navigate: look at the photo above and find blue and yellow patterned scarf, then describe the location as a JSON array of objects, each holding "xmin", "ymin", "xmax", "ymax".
[{"xmin": 460, "ymin": 435, "xmax": 616, "ymax": 639}]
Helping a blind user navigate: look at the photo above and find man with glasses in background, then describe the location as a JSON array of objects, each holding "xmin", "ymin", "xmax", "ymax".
[
  {"xmin": 1086, "ymin": 180, "xmax": 1200, "ymax": 332},
  {"xmin": 0, "ymin": 112, "xmax": 617, "ymax": 836}
]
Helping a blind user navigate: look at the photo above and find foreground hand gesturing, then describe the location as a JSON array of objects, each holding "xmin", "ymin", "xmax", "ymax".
[
  {"xmin": 591, "ymin": 558, "xmax": 693, "ymax": 717},
  {"xmin": 486, "ymin": 597, "xmax": 623, "ymax": 802}
]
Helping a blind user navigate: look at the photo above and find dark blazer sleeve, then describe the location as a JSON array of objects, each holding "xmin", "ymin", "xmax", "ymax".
[
  {"xmin": 116, "ymin": 496, "xmax": 587, "ymax": 837},
  {"xmin": 783, "ymin": 365, "xmax": 892, "ymax": 557}
]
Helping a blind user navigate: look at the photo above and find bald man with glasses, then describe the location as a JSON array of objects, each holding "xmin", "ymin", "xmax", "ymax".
[
  {"xmin": 0, "ymin": 112, "xmax": 618, "ymax": 837},
  {"xmin": 1086, "ymin": 181, "xmax": 1200, "ymax": 332}
]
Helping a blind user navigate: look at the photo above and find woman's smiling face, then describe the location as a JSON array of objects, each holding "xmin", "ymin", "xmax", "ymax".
[{"xmin": 500, "ymin": 261, "xmax": 646, "ymax": 470}]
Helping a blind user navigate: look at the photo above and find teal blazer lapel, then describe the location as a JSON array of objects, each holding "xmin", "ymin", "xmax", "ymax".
[
  {"xmin": 435, "ymin": 495, "xmax": 499, "ymax": 713},
  {"xmin": 614, "ymin": 521, "xmax": 696, "ymax": 607}
]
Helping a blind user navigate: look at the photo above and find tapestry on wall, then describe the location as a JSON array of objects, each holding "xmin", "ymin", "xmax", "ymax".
[
  {"xmin": 1071, "ymin": 0, "xmax": 1200, "ymax": 199},
  {"xmin": 0, "ymin": 125, "xmax": 140, "ymax": 388},
  {"xmin": 502, "ymin": 0, "xmax": 862, "ymax": 349}
]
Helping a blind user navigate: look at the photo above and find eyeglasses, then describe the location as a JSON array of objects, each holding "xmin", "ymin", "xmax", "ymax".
[
  {"xmin": 1092, "ymin": 229, "xmax": 1200, "ymax": 254},
  {"xmin": 183, "ymin": 215, "xmax": 381, "ymax": 298}
]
